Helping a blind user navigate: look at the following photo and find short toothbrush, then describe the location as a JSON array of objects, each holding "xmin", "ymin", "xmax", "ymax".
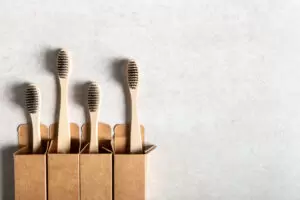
[
  {"xmin": 56, "ymin": 49, "xmax": 71, "ymax": 153},
  {"xmin": 126, "ymin": 60, "xmax": 143, "ymax": 153},
  {"xmin": 25, "ymin": 84, "xmax": 41, "ymax": 153},
  {"xmin": 87, "ymin": 82, "xmax": 100, "ymax": 153}
]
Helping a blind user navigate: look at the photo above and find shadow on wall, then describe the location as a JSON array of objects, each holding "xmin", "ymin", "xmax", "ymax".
[
  {"xmin": 73, "ymin": 81, "xmax": 91, "ymax": 123},
  {"xmin": 110, "ymin": 58, "xmax": 130, "ymax": 123},
  {"xmin": 9, "ymin": 82, "xmax": 31, "ymax": 123},
  {"xmin": 44, "ymin": 48, "xmax": 60, "ymax": 122},
  {"xmin": 1, "ymin": 48, "xmax": 60, "ymax": 200},
  {"xmin": 1, "ymin": 146, "xmax": 18, "ymax": 200},
  {"xmin": 3, "ymin": 82, "xmax": 31, "ymax": 200}
]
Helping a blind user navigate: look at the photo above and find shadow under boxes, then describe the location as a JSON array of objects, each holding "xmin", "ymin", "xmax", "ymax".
[
  {"xmin": 113, "ymin": 124, "xmax": 156, "ymax": 200},
  {"xmin": 47, "ymin": 123, "xmax": 80, "ymax": 200},
  {"xmin": 14, "ymin": 124, "xmax": 50, "ymax": 200},
  {"xmin": 80, "ymin": 122, "xmax": 113, "ymax": 200}
]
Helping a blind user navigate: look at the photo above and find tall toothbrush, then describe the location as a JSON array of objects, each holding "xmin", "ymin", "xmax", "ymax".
[
  {"xmin": 87, "ymin": 82, "xmax": 100, "ymax": 153},
  {"xmin": 56, "ymin": 49, "xmax": 71, "ymax": 153},
  {"xmin": 126, "ymin": 60, "xmax": 143, "ymax": 153},
  {"xmin": 25, "ymin": 84, "xmax": 41, "ymax": 153}
]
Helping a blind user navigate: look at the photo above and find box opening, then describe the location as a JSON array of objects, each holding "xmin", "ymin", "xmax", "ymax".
[
  {"xmin": 15, "ymin": 124, "xmax": 50, "ymax": 155},
  {"xmin": 48, "ymin": 123, "xmax": 80, "ymax": 154},
  {"xmin": 81, "ymin": 122, "xmax": 113, "ymax": 154},
  {"xmin": 113, "ymin": 124, "xmax": 156, "ymax": 154}
]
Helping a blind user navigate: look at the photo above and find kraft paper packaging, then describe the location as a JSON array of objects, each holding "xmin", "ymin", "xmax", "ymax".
[
  {"xmin": 14, "ymin": 124, "xmax": 49, "ymax": 200},
  {"xmin": 113, "ymin": 124, "xmax": 156, "ymax": 200},
  {"xmin": 80, "ymin": 122, "xmax": 113, "ymax": 200},
  {"xmin": 47, "ymin": 123, "xmax": 80, "ymax": 200}
]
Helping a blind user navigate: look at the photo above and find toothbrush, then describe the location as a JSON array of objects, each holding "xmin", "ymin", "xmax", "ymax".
[
  {"xmin": 56, "ymin": 49, "xmax": 71, "ymax": 153},
  {"xmin": 25, "ymin": 84, "xmax": 41, "ymax": 153},
  {"xmin": 126, "ymin": 60, "xmax": 143, "ymax": 153},
  {"xmin": 87, "ymin": 82, "xmax": 100, "ymax": 153}
]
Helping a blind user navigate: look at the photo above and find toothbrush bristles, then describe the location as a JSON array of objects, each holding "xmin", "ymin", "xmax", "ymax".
[
  {"xmin": 87, "ymin": 82, "xmax": 100, "ymax": 112},
  {"xmin": 56, "ymin": 49, "xmax": 70, "ymax": 79},
  {"xmin": 127, "ymin": 60, "xmax": 139, "ymax": 89},
  {"xmin": 25, "ymin": 84, "xmax": 40, "ymax": 114}
]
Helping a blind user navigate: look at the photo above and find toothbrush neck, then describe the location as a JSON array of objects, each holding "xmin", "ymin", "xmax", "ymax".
[
  {"xmin": 59, "ymin": 78, "xmax": 68, "ymax": 107},
  {"xmin": 130, "ymin": 91, "xmax": 138, "ymax": 121}
]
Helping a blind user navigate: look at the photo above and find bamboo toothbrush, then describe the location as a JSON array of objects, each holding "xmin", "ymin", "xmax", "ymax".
[
  {"xmin": 25, "ymin": 84, "xmax": 41, "ymax": 153},
  {"xmin": 87, "ymin": 82, "xmax": 100, "ymax": 153},
  {"xmin": 126, "ymin": 60, "xmax": 143, "ymax": 153},
  {"xmin": 56, "ymin": 49, "xmax": 71, "ymax": 153}
]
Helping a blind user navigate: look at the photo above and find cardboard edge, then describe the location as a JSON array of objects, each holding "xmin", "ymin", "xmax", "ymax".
[
  {"xmin": 79, "ymin": 143, "xmax": 90, "ymax": 154},
  {"xmin": 144, "ymin": 144, "xmax": 157, "ymax": 154},
  {"xmin": 14, "ymin": 146, "xmax": 29, "ymax": 155},
  {"xmin": 48, "ymin": 140, "xmax": 55, "ymax": 154},
  {"xmin": 113, "ymin": 124, "xmax": 145, "ymax": 137},
  {"xmin": 17, "ymin": 124, "xmax": 24, "ymax": 147},
  {"xmin": 80, "ymin": 143, "xmax": 113, "ymax": 154},
  {"xmin": 45, "ymin": 141, "xmax": 50, "ymax": 154},
  {"xmin": 102, "ymin": 146, "xmax": 113, "ymax": 153}
]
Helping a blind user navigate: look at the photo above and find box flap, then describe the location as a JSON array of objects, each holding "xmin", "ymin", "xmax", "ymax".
[
  {"xmin": 80, "ymin": 143, "xmax": 112, "ymax": 154},
  {"xmin": 49, "ymin": 123, "xmax": 80, "ymax": 153},
  {"xmin": 81, "ymin": 122, "xmax": 113, "ymax": 153},
  {"xmin": 113, "ymin": 124, "xmax": 155, "ymax": 154},
  {"xmin": 17, "ymin": 124, "xmax": 49, "ymax": 147},
  {"xmin": 15, "ymin": 124, "xmax": 49, "ymax": 154},
  {"xmin": 144, "ymin": 144, "xmax": 156, "ymax": 154},
  {"xmin": 14, "ymin": 146, "xmax": 30, "ymax": 155}
]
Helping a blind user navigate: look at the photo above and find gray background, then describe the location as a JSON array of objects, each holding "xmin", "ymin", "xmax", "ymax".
[{"xmin": 0, "ymin": 0, "xmax": 300, "ymax": 199}]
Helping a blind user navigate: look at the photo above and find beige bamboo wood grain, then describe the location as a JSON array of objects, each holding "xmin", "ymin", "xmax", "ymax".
[
  {"xmin": 89, "ymin": 111, "xmax": 99, "ymax": 153},
  {"xmin": 127, "ymin": 62, "xmax": 143, "ymax": 153},
  {"xmin": 57, "ymin": 78, "xmax": 71, "ymax": 153},
  {"xmin": 30, "ymin": 113, "xmax": 41, "ymax": 153}
]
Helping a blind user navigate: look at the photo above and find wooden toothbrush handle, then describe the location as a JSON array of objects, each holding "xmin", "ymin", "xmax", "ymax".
[
  {"xmin": 130, "ymin": 93, "xmax": 143, "ymax": 153},
  {"xmin": 57, "ymin": 79, "xmax": 71, "ymax": 153},
  {"xmin": 89, "ymin": 112, "xmax": 99, "ymax": 153},
  {"xmin": 31, "ymin": 113, "xmax": 41, "ymax": 153}
]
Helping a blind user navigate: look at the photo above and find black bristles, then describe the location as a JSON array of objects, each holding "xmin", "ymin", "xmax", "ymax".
[
  {"xmin": 88, "ymin": 82, "xmax": 100, "ymax": 112},
  {"xmin": 56, "ymin": 49, "xmax": 69, "ymax": 78},
  {"xmin": 25, "ymin": 84, "xmax": 40, "ymax": 114},
  {"xmin": 127, "ymin": 60, "xmax": 139, "ymax": 89}
]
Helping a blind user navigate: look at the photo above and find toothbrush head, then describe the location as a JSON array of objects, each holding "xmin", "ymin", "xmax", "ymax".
[
  {"xmin": 56, "ymin": 49, "xmax": 70, "ymax": 79},
  {"xmin": 25, "ymin": 84, "xmax": 40, "ymax": 114},
  {"xmin": 87, "ymin": 82, "xmax": 100, "ymax": 112},
  {"xmin": 126, "ymin": 59, "xmax": 139, "ymax": 90}
]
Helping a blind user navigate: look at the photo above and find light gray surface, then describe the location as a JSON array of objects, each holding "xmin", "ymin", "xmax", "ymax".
[{"xmin": 0, "ymin": 0, "xmax": 300, "ymax": 199}]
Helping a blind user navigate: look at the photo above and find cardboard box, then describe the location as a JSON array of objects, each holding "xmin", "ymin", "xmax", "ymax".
[
  {"xmin": 113, "ymin": 124, "xmax": 156, "ymax": 200},
  {"xmin": 14, "ymin": 124, "xmax": 49, "ymax": 200},
  {"xmin": 80, "ymin": 122, "xmax": 113, "ymax": 200},
  {"xmin": 47, "ymin": 123, "xmax": 80, "ymax": 200}
]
